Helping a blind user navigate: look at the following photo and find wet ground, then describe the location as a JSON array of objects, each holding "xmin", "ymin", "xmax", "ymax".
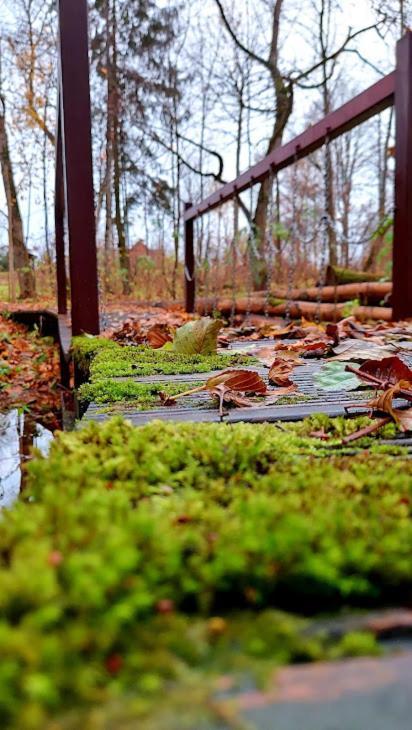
[
  {"xmin": 214, "ymin": 643, "xmax": 412, "ymax": 730},
  {"xmin": 0, "ymin": 409, "xmax": 53, "ymax": 508}
]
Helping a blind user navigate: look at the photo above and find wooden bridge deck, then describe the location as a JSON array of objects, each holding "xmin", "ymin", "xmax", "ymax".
[{"xmin": 82, "ymin": 341, "xmax": 412, "ymax": 433}]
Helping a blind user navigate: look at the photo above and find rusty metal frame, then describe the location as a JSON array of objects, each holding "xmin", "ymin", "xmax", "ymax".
[
  {"xmin": 393, "ymin": 33, "xmax": 412, "ymax": 320},
  {"xmin": 184, "ymin": 73, "xmax": 395, "ymax": 223},
  {"xmin": 55, "ymin": 108, "xmax": 66, "ymax": 317},
  {"xmin": 55, "ymin": 0, "xmax": 100, "ymax": 337},
  {"xmin": 184, "ymin": 33, "xmax": 412, "ymax": 318}
]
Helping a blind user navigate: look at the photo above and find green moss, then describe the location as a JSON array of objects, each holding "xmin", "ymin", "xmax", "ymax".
[
  {"xmin": 90, "ymin": 345, "xmax": 257, "ymax": 380},
  {"xmin": 275, "ymin": 393, "xmax": 312, "ymax": 405},
  {"xmin": 0, "ymin": 415, "xmax": 406, "ymax": 727},
  {"xmin": 79, "ymin": 379, "xmax": 203, "ymax": 406},
  {"xmin": 72, "ymin": 336, "xmax": 118, "ymax": 374},
  {"xmin": 72, "ymin": 336, "xmax": 258, "ymax": 380}
]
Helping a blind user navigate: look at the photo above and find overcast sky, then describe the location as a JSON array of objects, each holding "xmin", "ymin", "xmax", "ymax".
[{"xmin": 0, "ymin": 0, "xmax": 401, "ymax": 254}]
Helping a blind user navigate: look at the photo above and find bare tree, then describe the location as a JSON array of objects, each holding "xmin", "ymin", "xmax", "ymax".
[
  {"xmin": 213, "ymin": 0, "xmax": 382, "ymax": 286},
  {"xmin": 0, "ymin": 52, "xmax": 35, "ymax": 298}
]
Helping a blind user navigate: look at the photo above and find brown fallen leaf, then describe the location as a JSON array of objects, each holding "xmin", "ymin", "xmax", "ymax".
[
  {"xmin": 268, "ymin": 358, "xmax": 296, "ymax": 387},
  {"xmin": 146, "ymin": 324, "xmax": 173, "ymax": 349},
  {"xmin": 210, "ymin": 384, "xmax": 255, "ymax": 417},
  {"xmin": 254, "ymin": 347, "xmax": 304, "ymax": 368},
  {"xmin": 205, "ymin": 369, "xmax": 267, "ymax": 394},
  {"xmin": 159, "ymin": 391, "xmax": 177, "ymax": 406},
  {"xmin": 301, "ymin": 341, "xmax": 331, "ymax": 358},
  {"xmin": 258, "ymin": 322, "xmax": 295, "ymax": 338},
  {"xmin": 160, "ymin": 369, "xmax": 267, "ymax": 404},
  {"xmin": 358, "ymin": 356, "xmax": 412, "ymax": 386},
  {"xmin": 367, "ymin": 380, "xmax": 412, "ymax": 432},
  {"xmin": 331, "ymin": 340, "xmax": 397, "ymax": 362}
]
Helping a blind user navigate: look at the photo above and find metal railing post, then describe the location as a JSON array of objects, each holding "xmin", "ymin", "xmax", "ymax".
[
  {"xmin": 55, "ymin": 108, "xmax": 67, "ymax": 316},
  {"xmin": 393, "ymin": 31, "xmax": 412, "ymax": 320},
  {"xmin": 58, "ymin": 0, "xmax": 100, "ymax": 335},
  {"xmin": 184, "ymin": 202, "xmax": 195, "ymax": 313}
]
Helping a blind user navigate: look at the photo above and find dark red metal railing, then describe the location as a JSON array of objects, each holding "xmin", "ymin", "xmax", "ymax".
[
  {"xmin": 184, "ymin": 32, "xmax": 412, "ymax": 321},
  {"xmin": 54, "ymin": 0, "xmax": 100, "ymax": 339},
  {"xmin": 53, "ymin": 7, "xmax": 412, "ymax": 336}
]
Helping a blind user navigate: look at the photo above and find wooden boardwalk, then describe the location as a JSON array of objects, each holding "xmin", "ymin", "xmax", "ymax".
[{"xmin": 82, "ymin": 342, "xmax": 412, "ymax": 432}]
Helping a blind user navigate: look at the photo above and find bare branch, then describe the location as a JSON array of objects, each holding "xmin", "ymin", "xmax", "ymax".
[
  {"xmin": 290, "ymin": 22, "xmax": 382, "ymax": 85},
  {"xmin": 213, "ymin": 0, "xmax": 269, "ymax": 69}
]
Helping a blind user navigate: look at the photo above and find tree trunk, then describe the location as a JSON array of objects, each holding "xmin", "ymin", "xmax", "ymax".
[
  {"xmin": 319, "ymin": 0, "xmax": 337, "ymax": 266},
  {"xmin": 111, "ymin": 0, "xmax": 129, "ymax": 295},
  {"xmin": 251, "ymin": 77, "xmax": 293, "ymax": 289},
  {"xmin": 0, "ymin": 93, "xmax": 35, "ymax": 298},
  {"xmin": 250, "ymin": 0, "xmax": 293, "ymax": 290},
  {"xmin": 363, "ymin": 110, "xmax": 393, "ymax": 272}
]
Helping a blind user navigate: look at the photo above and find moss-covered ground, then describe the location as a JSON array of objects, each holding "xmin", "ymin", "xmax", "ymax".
[
  {"xmin": 1, "ymin": 414, "xmax": 411, "ymax": 728},
  {"xmin": 6, "ymin": 335, "xmax": 399, "ymax": 727},
  {"xmin": 73, "ymin": 337, "xmax": 256, "ymax": 380}
]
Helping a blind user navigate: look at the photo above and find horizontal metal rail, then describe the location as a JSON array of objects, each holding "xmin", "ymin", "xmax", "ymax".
[{"xmin": 184, "ymin": 72, "xmax": 395, "ymax": 222}]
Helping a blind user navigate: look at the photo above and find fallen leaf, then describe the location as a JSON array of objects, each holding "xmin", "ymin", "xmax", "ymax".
[
  {"xmin": 331, "ymin": 339, "xmax": 397, "ymax": 362},
  {"xmin": 258, "ymin": 322, "xmax": 295, "ymax": 338},
  {"xmin": 301, "ymin": 341, "xmax": 330, "ymax": 358},
  {"xmin": 159, "ymin": 369, "xmax": 267, "ymax": 406},
  {"xmin": 210, "ymin": 384, "xmax": 255, "ymax": 416},
  {"xmin": 268, "ymin": 358, "xmax": 296, "ymax": 386},
  {"xmin": 159, "ymin": 391, "xmax": 177, "ymax": 406},
  {"xmin": 146, "ymin": 324, "xmax": 173, "ymax": 349},
  {"xmin": 314, "ymin": 361, "xmax": 363, "ymax": 392},
  {"xmin": 205, "ymin": 369, "xmax": 267, "ymax": 394},
  {"xmin": 358, "ymin": 356, "xmax": 412, "ymax": 386},
  {"xmin": 253, "ymin": 347, "xmax": 304, "ymax": 368},
  {"xmin": 173, "ymin": 317, "xmax": 223, "ymax": 355},
  {"xmin": 367, "ymin": 380, "xmax": 412, "ymax": 432}
]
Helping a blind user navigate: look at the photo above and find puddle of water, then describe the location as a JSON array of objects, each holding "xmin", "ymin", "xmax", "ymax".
[{"xmin": 0, "ymin": 409, "xmax": 53, "ymax": 509}]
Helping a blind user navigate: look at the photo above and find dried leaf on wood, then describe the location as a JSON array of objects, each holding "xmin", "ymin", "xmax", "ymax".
[
  {"xmin": 146, "ymin": 325, "xmax": 173, "ymax": 349},
  {"xmin": 358, "ymin": 356, "xmax": 412, "ymax": 386},
  {"xmin": 210, "ymin": 384, "xmax": 255, "ymax": 417},
  {"xmin": 300, "ymin": 341, "xmax": 331, "ymax": 358},
  {"xmin": 205, "ymin": 369, "xmax": 267, "ymax": 394},
  {"xmin": 254, "ymin": 347, "xmax": 303, "ymax": 368},
  {"xmin": 173, "ymin": 317, "xmax": 223, "ymax": 355},
  {"xmin": 258, "ymin": 322, "xmax": 295, "ymax": 338},
  {"xmin": 268, "ymin": 358, "xmax": 296, "ymax": 387},
  {"xmin": 274, "ymin": 338, "xmax": 330, "ymax": 355},
  {"xmin": 331, "ymin": 339, "xmax": 397, "ymax": 362},
  {"xmin": 159, "ymin": 369, "xmax": 267, "ymax": 406},
  {"xmin": 314, "ymin": 361, "xmax": 362, "ymax": 392},
  {"xmin": 367, "ymin": 380, "xmax": 412, "ymax": 432}
]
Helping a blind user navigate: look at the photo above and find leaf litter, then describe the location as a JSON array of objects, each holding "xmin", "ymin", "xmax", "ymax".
[{"xmin": 107, "ymin": 312, "xmax": 412, "ymax": 433}]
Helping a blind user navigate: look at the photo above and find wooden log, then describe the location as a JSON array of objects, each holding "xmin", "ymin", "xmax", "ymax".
[
  {"xmin": 353, "ymin": 306, "xmax": 393, "ymax": 322},
  {"xmin": 254, "ymin": 281, "xmax": 392, "ymax": 304},
  {"xmin": 196, "ymin": 297, "xmax": 393, "ymax": 322},
  {"xmin": 197, "ymin": 297, "xmax": 345, "ymax": 321},
  {"xmin": 325, "ymin": 265, "xmax": 382, "ymax": 286}
]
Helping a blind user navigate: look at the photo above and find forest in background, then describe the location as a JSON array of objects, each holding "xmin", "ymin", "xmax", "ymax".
[{"xmin": 0, "ymin": 0, "xmax": 409, "ymax": 304}]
